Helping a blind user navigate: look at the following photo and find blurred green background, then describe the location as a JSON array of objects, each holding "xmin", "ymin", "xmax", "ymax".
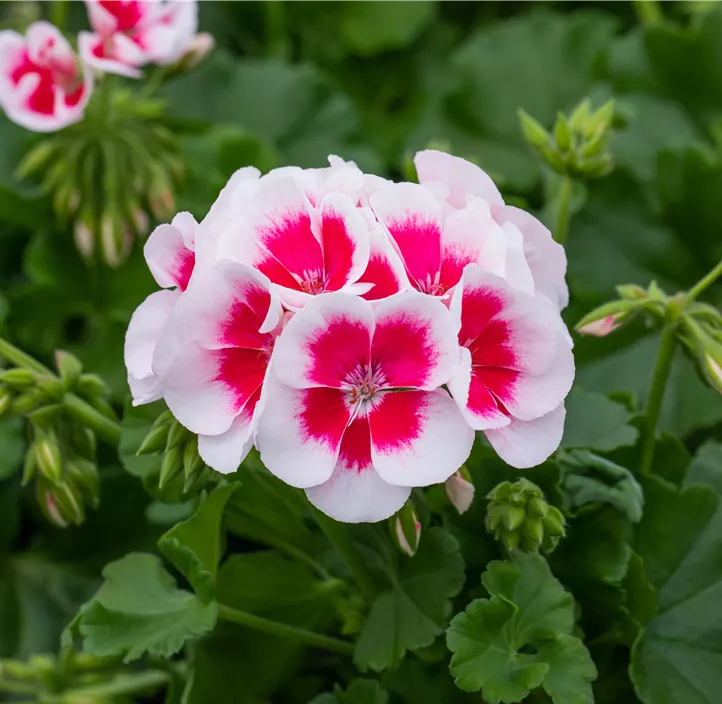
[{"xmin": 1, "ymin": 0, "xmax": 722, "ymax": 683}]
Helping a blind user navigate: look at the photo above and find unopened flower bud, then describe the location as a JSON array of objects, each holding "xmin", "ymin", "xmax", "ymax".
[
  {"xmin": 553, "ymin": 112, "xmax": 572, "ymax": 152},
  {"xmin": 74, "ymin": 216, "xmax": 95, "ymax": 261},
  {"xmin": 575, "ymin": 300, "xmax": 639, "ymax": 337},
  {"xmin": 181, "ymin": 32, "xmax": 215, "ymax": 70},
  {"xmin": 77, "ymin": 373, "xmax": 111, "ymax": 400},
  {"xmin": 65, "ymin": 458, "xmax": 100, "ymax": 509},
  {"xmin": 159, "ymin": 446, "xmax": 183, "ymax": 488},
  {"xmin": 37, "ymin": 482, "xmax": 70, "ymax": 528},
  {"xmin": 36, "ymin": 374, "xmax": 64, "ymax": 400},
  {"xmin": 71, "ymin": 426, "xmax": 97, "ymax": 460},
  {"xmin": 616, "ymin": 284, "xmax": 648, "ymax": 301},
  {"xmin": 0, "ymin": 368, "xmax": 37, "ymax": 389},
  {"xmin": 35, "ymin": 434, "xmax": 63, "ymax": 484},
  {"xmin": 22, "ymin": 449, "xmax": 36, "ymax": 486},
  {"xmin": 518, "ymin": 109, "xmax": 551, "ymax": 149},
  {"xmin": 703, "ymin": 350, "xmax": 722, "ymax": 394},
  {"xmin": 11, "ymin": 389, "xmax": 42, "ymax": 414},
  {"xmin": 486, "ymin": 479, "xmax": 565, "ymax": 554},
  {"xmin": 678, "ymin": 315, "xmax": 722, "ymax": 395},
  {"xmin": 391, "ymin": 503, "xmax": 421, "ymax": 557},
  {"xmin": 0, "ymin": 386, "xmax": 12, "ymax": 416},
  {"xmin": 55, "ymin": 350, "xmax": 83, "ymax": 389},
  {"xmin": 137, "ymin": 421, "xmax": 171, "ymax": 456},
  {"xmin": 445, "ymin": 468, "xmax": 475, "ymax": 514},
  {"xmin": 183, "ymin": 436, "xmax": 204, "ymax": 480},
  {"xmin": 166, "ymin": 420, "xmax": 189, "ymax": 451}
]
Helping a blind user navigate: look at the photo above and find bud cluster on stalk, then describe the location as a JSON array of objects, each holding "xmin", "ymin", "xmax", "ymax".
[
  {"xmin": 16, "ymin": 89, "xmax": 183, "ymax": 267},
  {"xmin": 485, "ymin": 479, "xmax": 566, "ymax": 554},
  {"xmin": 0, "ymin": 351, "xmax": 112, "ymax": 527},
  {"xmin": 137, "ymin": 410, "xmax": 214, "ymax": 495},
  {"xmin": 519, "ymin": 98, "xmax": 616, "ymax": 179}
]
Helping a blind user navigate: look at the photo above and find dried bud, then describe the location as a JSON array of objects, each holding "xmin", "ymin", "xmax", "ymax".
[
  {"xmin": 486, "ymin": 478, "xmax": 565, "ymax": 554},
  {"xmin": 445, "ymin": 468, "xmax": 475, "ymax": 514},
  {"xmin": 391, "ymin": 503, "xmax": 421, "ymax": 557}
]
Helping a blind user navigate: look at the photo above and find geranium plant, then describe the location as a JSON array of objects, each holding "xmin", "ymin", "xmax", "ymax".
[{"xmin": 1, "ymin": 2, "xmax": 722, "ymax": 704}]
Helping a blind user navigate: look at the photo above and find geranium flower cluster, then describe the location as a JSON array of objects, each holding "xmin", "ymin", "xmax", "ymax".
[
  {"xmin": 125, "ymin": 151, "xmax": 574, "ymax": 522},
  {"xmin": 0, "ymin": 0, "xmax": 204, "ymax": 132}
]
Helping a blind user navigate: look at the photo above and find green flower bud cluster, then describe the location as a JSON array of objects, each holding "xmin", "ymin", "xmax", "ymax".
[
  {"xmin": 575, "ymin": 280, "xmax": 667, "ymax": 338},
  {"xmin": 485, "ymin": 479, "xmax": 566, "ymax": 554},
  {"xmin": 519, "ymin": 98, "xmax": 615, "ymax": 179},
  {"xmin": 16, "ymin": 87, "xmax": 183, "ymax": 267},
  {"xmin": 0, "ymin": 351, "xmax": 112, "ymax": 527},
  {"xmin": 138, "ymin": 410, "xmax": 215, "ymax": 494}
]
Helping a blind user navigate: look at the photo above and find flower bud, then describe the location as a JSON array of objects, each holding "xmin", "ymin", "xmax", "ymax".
[
  {"xmin": 0, "ymin": 368, "xmax": 37, "ymax": 389},
  {"xmin": 35, "ymin": 374, "xmax": 64, "ymax": 400},
  {"xmin": 183, "ymin": 436, "xmax": 204, "ymax": 480},
  {"xmin": 391, "ymin": 503, "xmax": 421, "ymax": 557},
  {"xmin": 71, "ymin": 426, "xmax": 97, "ymax": 460},
  {"xmin": 0, "ymin": 386, "xmax": 12, "ymax": 416},
  {"xmin": 74, "ymin": 216, "xmax": 95, "ymax": 261},
  {"xmin": 553, "ymin": 112, "xmax": 572, "ymax": 152},
  {"xmin": 678, "ymin": 315, "xmax": 722, "ymax": 395},
  {"xmin": 181, "ymin": 32, "xmax": 215, "ymax": 70},
  {"xmin": 445, "ymin": 468, "xmax": 475, "ymax": 514},
  {"xmin": 703, "ymin": 350, "xmax": 722, "ymax": 394},
  {"xmin": 137, "ymin": 421, "xmax": 171, "ymax": 456},
  {"xmin": 77, "ymin": 373, "xmax": 111, "ymax": 400},
  {"xmin": 159, "ymin": 446, "xmax": 183, "ymax": 488},
  {"xmin": 485, "ymin": 479, "xmax": 565, "ymax": 554},
  {"xmin": 35, "ymin": 433, "xmax": 63, "ymax": 484},
  {"xmin": 37, "ymin": 481, "xmax": 69, "ymax": 529},
  {"xmin": 518, "ymin": 109, "xmax": 551, "ymax": 149},
  {"xmin": 575, "ymin": 299, "xmax": 638, "ymax": 337},
  {"xmin": 11, "ymin": 389, "xmax": 42, "ymax": 414},
  {"xmin": 55, "ymin": 350, "xmax": 83, "ymax": 390},
  {"xmin": 166, "ymin": 420, "xmax": 189, "ymax": 450},
  {"xmin": 22, "ymin": 449, "xmax": 37, "ymax": 486},
  {"xmin": 65, "ymin": 458, "xmax": 100, "ymax": 509},
  {"xmin": 616, "ymin": 284, "xmax": 648, "ymax": 301}
]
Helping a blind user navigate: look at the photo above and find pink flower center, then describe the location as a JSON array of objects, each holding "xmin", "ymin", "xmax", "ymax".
[
  {"xmin": 415, "ymin": 273, "xmax": 446, "ymax": 297},
  {"xmin": 300, "ymin": 271, "xmax": 326, "ymax": 295}
]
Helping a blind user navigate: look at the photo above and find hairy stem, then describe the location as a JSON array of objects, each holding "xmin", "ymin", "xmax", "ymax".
[
  {"xmin": 553, "ymin": 174, "xmax": 574, "ymax": 246},
  {"xmin": 310, "ymin": 506, "xmax": 377, "ymax": 601},
  {"xmin": 218, "ymin": 604, "xmax": 355, "ymax": 655},
  {"xmin": 639, "ymin": 324, "xmax": 678, "ymax": 475},
  {"xmin": 686, "ymin": 257, "xmax": 722, "ymax": 304}
]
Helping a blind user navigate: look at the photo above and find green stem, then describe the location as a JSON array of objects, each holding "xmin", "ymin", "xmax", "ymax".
[
  {"xmin": 685, "ymin": 257, "xmax": 722, "ymax": 304},
  {"xmin": 634, "ymin": 0, "xmax": 663, "ymax": 25},
  {"xmin": 57, "ymin": 670, "xmax": 168, "ymax": 702},
  {"xmin": 310, "ymin": 506, "xmax": 377, "ymax": 601},
  {"xmin": 217, "ymin": 604, "xmax": 355, "ymax": 655},
  {"xmin": 0, "ymin": 337, "xmax": 52, "ymax": 375},
  {"xmin": 639, "ymin": 324, "xmax": 678, "ymax": 475},
  {"xmin": 63, "ymin": 394, "xmax": 121, "ymax": 447},
  {"xmin": 50, "ymin": 1, "xmax": 69, "ymax": 31},
  {"xmin": 553, "ymin": 174, "xmax": 574, "ymax": 246}
]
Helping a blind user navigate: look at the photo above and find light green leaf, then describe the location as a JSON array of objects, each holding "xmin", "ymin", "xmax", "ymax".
[
  {"xmin": 354, "ymin": 527, "xmax": 465, "ymax": 672},
  {"xmin": 310, "ymin": 678, "xmax": 389, "ymax": 704},
  {"xmin": 447, "ymin": 552, "xmax": 596, "ymax": 704},
  {"xmin": 630, "ymin": 444, "xmax": 722, "ymax": 704},
  {"xmin": 79, "ymin": 553, "xmax": 217, "ymax": 662},
  {"xmin": 158, "ymin": 483, "xmax": 239, "ymax": 603},
  {"xmin": 561, "ymin": 391, "xmax": 639, "ymax": 452},
  {"xmin": 560, "ymin": 450, "xmax": 644, "ymax": 522}
]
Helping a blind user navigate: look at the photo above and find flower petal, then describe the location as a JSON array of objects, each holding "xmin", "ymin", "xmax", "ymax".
[
  {"xmin": 372, "ymin": 292, "xmax": 459, "ymax": 390},
  {"xmin": 370, "ymin": 182, "xmax": 442, "ymax": 291},
  {"xmin": 124, "ymin": 289, "xmax": 180, "ymax": 404},
  {"xmin": 256, "ymin": 379, "xmax": 350, "ymax": 488},
  {"xmin": 144, "ymin": 214, "xmax": 197, "ymax": 290},
  {"xmin": 306, "ymin": 416, "xmax": 410, "ymax": 522},
  {"xmin": 357, "ymin": 226, "xmax": 409, "ymax": 301},
  {"xmin": 271, "ymin": 292, "xmax": 373, "ymax": 389},
  {"xmin": 370, "ymin": 389, "xmax": 474, "ymax": 487},
  {"xmin": 485, "ymin": 403, "xmax": 566, "ymax": 469},
  {"xmin": 414, "ymin": 149, "xmax": 504, "ymax": 208},
  {"xmin": 198, "ymin": 393, "xmax": 259, "ymax": 474}
]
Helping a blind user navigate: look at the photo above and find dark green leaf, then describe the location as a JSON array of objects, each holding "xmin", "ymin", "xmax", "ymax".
[
  {"xmin": 355, "ymin": 527, "xmax": 465, "ymax": 672},
  {"xmin": 80, "ymin": 553, "xmax": 217, "ymax": 662},
  {"xmin": 310, "ymin": 679, "xmax": 389, "ymax": 704},
  {"xmin": 561, "ymin": 391, "xmax": 639, "ymax": 452},
  {"xmin": 158, "ymin": 483, "xmax": 239, "ymax": 603},
  {"xmin": 0, "ymin": 415, "xmax": 25, "ymax": 480}
]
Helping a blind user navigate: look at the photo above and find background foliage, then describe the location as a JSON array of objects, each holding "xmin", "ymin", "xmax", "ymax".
[{"xmin": 1, "ymin": 1, "xmax": 722, "ymax": 703}]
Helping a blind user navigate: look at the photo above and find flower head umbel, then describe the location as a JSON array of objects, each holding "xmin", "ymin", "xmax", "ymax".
[
  {"xmin": 0, "ymin": 21, "xmax": 92, "ymax": 132},
  {"xmin": 124, "ymin": 211, "xmax": 197, "ymax": 405},
  {"xmin": 448, "ymin": 265, "xmax": 574, "ymax": 468},
  {"xmin": 80, "ymin": 0, "xmax": 198, "ymax": 78},
  {"xmin": 255, "ymin": 292, "xmax": 474, "ymax": 522}
]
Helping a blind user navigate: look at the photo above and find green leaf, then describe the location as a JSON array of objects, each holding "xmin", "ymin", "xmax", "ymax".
[
  {"xmin": 561, "ymin": 391, "xmax": 639, "ymax": 452},
  {"xmin": 630, "ymin": 444, "xmax": 722, "ymax": 704},
  {"xmin": 158, "ymin": 483, "xmax": 238, "ymax": 603},
  {"xmin": 339, "ymin": 1, "xmax": 435, "ymax": 56},
  {"xmin": 79, "ymin": 553, "xmax": 217, "ymax": 662},
  {"xmin": 310, "ymin": 679, "xmax": 389, "ymax": 704},
  {"xmin": 354, "ymin": 527, "xmax": 465, "ymax": 672},
  {"xmin": 0, "ymin": 415, "xmax": 25, "ymax": 480},
  {"xmin": 447, "ymin": 552, "xmax": 596, "ymax": 704},
  {"xmin": 560, "ymin": 450, "xmax": 644, "ymax": 522}
]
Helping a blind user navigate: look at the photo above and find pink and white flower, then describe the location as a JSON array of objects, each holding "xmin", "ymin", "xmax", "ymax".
[
  {"xmin": 415, "ymin": 150, "xmax": 569, "ymax": 310},
  {"xmin": 255, "ymin": 292, "xmax": 475, "ymax": 522},
  {"xmin": 0, "ymin": 22, "xmax": 92, "ymax": 132},
  {"xmin": 124, "ymin": 211, "xmax": 197, "ymax": 405},
  {"xmin": 80, "ymin": 0, "xmax": 198, "ymax": 78},
  {"xmin": 216, "ymin": 173, "xmax": 374, "ymax": 308},
  {"xmin": 156, "ymin": 262, "xmax": 282, "ymax": 474},
  {"xmin": 448, "ymin": 264, "xmax": 574, "ymax": 468}
]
